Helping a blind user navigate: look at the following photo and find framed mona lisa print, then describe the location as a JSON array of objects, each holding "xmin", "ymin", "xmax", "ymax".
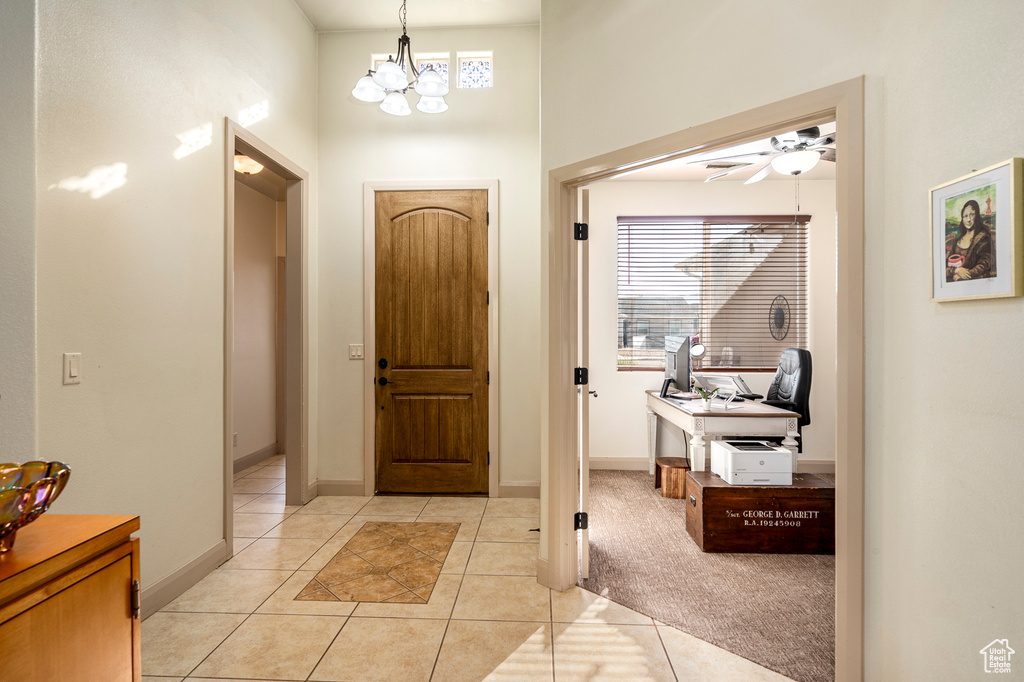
[{"xmin": 931, "ymin": 158, "xmax": 1023, "ymax": 302}]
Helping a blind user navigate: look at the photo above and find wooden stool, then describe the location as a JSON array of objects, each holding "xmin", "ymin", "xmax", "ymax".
[{"xmin": 654, "ymin": 457, "xmax": 690, "ymax": 499}]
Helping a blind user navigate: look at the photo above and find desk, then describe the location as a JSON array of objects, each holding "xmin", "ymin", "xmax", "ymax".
[{"xmin": 646, "ymin": 390, "xmax": 799, "ymax": 473}]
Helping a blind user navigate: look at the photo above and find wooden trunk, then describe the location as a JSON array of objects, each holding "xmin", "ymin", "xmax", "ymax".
[{"xmin": 685, "ymin": 471, "xmax": 834, "ymax": 553}]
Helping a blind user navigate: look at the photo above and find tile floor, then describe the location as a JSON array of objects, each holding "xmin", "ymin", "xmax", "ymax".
[{"xmin": 142, "ymin": 454, "xmax": 792, "ymax": 681}]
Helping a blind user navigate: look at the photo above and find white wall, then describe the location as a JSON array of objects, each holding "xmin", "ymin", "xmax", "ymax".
[
  {"xmin": 587, "ymin": 180, "xmax": 836, "ymax": 467},
  {"xmin": 0, "ymin": 1, "xmax": 37, "ymax": 460},
  {"xmin": 316, "ymin": 25, "xmax": 540, "ymax": 489},
  {"xmin": 34, "ymin": 0, "xmax": 318, "ymax": 589},
  {"xmin": 233, "ymin": 182, "xmax": 279, "ymax": 461},
  {"xmin": 541, "ymin": 1, "xmax": 1024, "ymax": 678}
]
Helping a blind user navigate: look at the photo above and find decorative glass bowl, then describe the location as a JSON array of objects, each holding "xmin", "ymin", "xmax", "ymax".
[{"xmin": 0, "ymin": 461, "xmax": 71, "ymax": 552}]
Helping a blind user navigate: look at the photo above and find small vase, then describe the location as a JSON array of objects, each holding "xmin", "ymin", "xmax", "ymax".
[{"xmin": 700, "ymin": 398, "xmax": 711, "ymax": 410}]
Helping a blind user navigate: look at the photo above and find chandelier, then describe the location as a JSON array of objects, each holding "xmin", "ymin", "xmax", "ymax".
[{"xmin": 351, "ymin": 0, "xmax": 449, "ymax": 116}]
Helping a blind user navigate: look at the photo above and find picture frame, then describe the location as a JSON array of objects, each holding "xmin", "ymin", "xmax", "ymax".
[{"xmin": 931, "ymin": 158, "xmax": 1023, "ymax": 302}]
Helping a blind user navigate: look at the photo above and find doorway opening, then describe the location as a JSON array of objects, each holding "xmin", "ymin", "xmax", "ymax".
[
  {"xmin": 543, "ymin": 79, "xmax": 865, "ymax": 680},
  {"xmin": 224, "ymin": 120, "xmax": 310, "ymax": 555},
  {"xmin": 577, "ymin": 123, "xmax": 838, "ymax": 680}
]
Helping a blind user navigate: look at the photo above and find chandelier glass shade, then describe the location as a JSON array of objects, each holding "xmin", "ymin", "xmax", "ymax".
[
  {"xmin": 380, "ymin": 91, "xmax": 412, "ymax": 117},
  {"xmin": 350, "ymin": 1, "xmax": 449, "ymax": 116},
  {"xmin": 416, "ymin": 95, "xmax": 448, "ymax": 114},
  {"xmin": 352, "ymin": 74, "xmax": 386, "ymax": 103}
]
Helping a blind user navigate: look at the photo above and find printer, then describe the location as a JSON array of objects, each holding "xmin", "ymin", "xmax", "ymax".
[{"xmin": 710, "ymin": 440, "xmax": 793, "ymax": 485}]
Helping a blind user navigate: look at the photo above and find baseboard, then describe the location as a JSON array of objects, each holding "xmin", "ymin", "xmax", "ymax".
[
  {"xmin": 589, "ymin": 457, "xmax": 650, "ymax": 471},
  {"xmin": 498, "ymin": 481, "xmax": 540, "ymax": 498},
  {"xmin": 536, "ymin": 556, "xmax": 549, "ymax": 586},
  {"xmin": 141, "ymin": 539, "xmax": 228, "ymax": 620},
  {"xmin": 306, "ymin": 480, "xmax": 319, "ymax": 501},
  {"xmin": 798, "ymin": 459, "xmax": 836, "ymax": 474},
  {"xmin": 233, "ymin": 442, "xmax": 279, "ymax": 473},
  {"xmin": 315, "ymin": 479, "xmax": 366, "ymax": 496}
]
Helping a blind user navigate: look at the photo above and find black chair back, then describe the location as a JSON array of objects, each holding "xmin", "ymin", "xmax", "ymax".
[{"xmin": 765, "ymin": 348, "xmax": 812, "ymax": 429}]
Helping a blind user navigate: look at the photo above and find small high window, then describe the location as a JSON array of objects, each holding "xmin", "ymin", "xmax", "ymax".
[{"xmin": 457, "ymin": 51, "xmax": 493, "ymax": 89}]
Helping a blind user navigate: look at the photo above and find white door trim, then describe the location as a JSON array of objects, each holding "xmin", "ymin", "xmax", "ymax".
[
  {"xmin": 363, "ymin": 180, "xmax": 500, "ymax": 496},
  {"xmin": 542, "ymin": 78, "xmax": 865, "ymax": 681},
  {"xmin": 224, "ymin": 119, "xmax": 311, "ymax": 557}
]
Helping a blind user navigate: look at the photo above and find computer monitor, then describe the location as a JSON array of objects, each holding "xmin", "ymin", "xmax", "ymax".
[{"xmin": 660, "ymin": 335, "xmax": 691, "ymax": 398}]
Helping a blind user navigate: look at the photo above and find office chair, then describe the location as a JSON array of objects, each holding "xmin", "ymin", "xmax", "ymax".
[{"xmin": 738, "ymin": 347, "xmax": 812, "ymax": 452}]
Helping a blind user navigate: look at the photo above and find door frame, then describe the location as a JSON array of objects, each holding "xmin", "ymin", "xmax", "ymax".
[
  {"xmin": 223, "ymin": 118, "xmax": 311, "ymax": 555},
  {"xmin": 363, "ymin": 180, "xmax": 500, "ymax": 496},
  {"xmin": 542, "ymin": 78, "xmax": 865, "ymax": 680}
]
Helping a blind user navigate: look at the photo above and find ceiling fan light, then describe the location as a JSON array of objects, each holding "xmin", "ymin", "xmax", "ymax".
[
  {"xmin": 771, "ymin": 150, "xmax": 820, "ymax": 175},
  {"xmin": 414, "ymin": 68, "xmax": 448, "ymax": 97},
  {"xmin": 373, "ymin": 59, "xmax": 408, "ymax": 91},
  {"xmin": 352, "ymin": 74, "xmax": 385, "ymax": 102},
  {"xmin": 380, "ymin": 91, "xmax": 412, "ymax": 116},
  {"xmin": 416, "ymin": 95, "xmax": 448, "ymax": 114}
]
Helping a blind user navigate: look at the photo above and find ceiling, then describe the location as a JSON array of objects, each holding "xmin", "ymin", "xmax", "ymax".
[
  {"xmin": 292, "ymin": 0, "xmax": 540, "ymax": 31},
  {"xmin": 606, "ymin": 122, "xmax": 837, "ymax": 183}
]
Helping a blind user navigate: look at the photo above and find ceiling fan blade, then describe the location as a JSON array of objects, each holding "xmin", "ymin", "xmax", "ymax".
[
  {"xmin": 743, "ymin": 162, "xmax": 773, "ymax": 185},
  {"xmin": 687, "ymin": 150, "xmax": 775, "ymax": 165},
  {"xmin": 809, "ymin": 133, "xmax": 836, "ymax": 147},
  {"xmin": 705, "ymin": 164, "xmax": 752, "ymax": 182},
  {"xmin": 817, "ymin": 148, "xmax": 837, "ymax": 162}
]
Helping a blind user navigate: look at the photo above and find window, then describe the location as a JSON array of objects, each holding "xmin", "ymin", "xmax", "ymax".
[
  {"xmin": 617, "ymin": 216, "xmax": 809, "ymax": 370},
  {"xmin": 457, "ymin": 51, "xmax": 493, "ymax": 88}
]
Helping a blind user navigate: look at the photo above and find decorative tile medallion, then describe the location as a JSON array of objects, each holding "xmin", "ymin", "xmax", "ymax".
[{"xmin": 296, "ymin": 522, "xmax": 459, "ymax": 603}]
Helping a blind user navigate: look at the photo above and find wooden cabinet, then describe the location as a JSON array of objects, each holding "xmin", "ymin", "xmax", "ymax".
[{"xmin": 0, "ymin": 514, "xmax": 141, "ymax": 681}]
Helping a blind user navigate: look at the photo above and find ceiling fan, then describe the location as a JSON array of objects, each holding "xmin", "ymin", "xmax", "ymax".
[{"xmin": 692, "ymin": 126, "xmax": 837, "ymax": 184}]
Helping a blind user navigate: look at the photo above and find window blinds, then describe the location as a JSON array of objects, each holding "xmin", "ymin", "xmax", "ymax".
[{"xmin": 616, "ymin": 215, "xmax": 809, "ymax": 371}]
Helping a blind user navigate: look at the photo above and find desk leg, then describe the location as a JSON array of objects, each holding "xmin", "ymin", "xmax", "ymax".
[
  {"xmin": 782, "ymin": 418, "xmax": 800, "ymax": 472},
  {"xmin": 690, "ymin": 418, "xmax": 707, "ymax": 471},
  {"xmin": 647, "ymin": 409, "xmax": 657, "ymax": 475}
]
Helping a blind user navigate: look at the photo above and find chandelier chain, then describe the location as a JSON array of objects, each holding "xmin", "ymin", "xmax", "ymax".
[{"xmin": 400, "ymin": 0, "xmax": 407, "ymax": 33}]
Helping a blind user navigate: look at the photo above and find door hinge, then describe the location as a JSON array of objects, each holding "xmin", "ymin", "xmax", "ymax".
[
  {"xmin": 487, "ymin": 211, "xmax": 490, "ymax": 225},
  {"xmin": 486, "ymin": 290, "xmax": 489, "ymax": 305},
  {"xmin": 574, "ymin": 512, "xmax": 588, "ymax": 530},
  {"xmin": 131, "ymin": 579, "xmax": 141, "ymax": 619},
  {"xmin": 487, "ymin": 371, "xmax": 490, "ymax": 385},
  {"xmin": 488, "ymin": 451, "xmax": 490, "ymax": 465},
  {"xmin": 574, "ymin": 222, "xmax": 588, "ymax": 240},
  {"xmin": 574, "ymin": 367, "xmax": 588, "ymax": 385}
]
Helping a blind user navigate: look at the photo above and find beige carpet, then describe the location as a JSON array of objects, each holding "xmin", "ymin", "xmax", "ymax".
[{"xmin": 582, "ymin": 470, "xmax": 834, "ymax": 682}]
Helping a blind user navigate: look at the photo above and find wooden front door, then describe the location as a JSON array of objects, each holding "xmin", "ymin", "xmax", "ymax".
[{"xmin": 375, "ymin": 190, "xmax": 488, "ymax": 494}]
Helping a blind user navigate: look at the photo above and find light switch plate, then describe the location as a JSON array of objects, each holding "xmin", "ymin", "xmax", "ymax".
[
  {"xmin": 63, "ymin": 353, "xmax": 81, "ymax": 385},
  {"xmin": 349, "ymin": 344, "xmax": 364, "ymax": 360}
]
